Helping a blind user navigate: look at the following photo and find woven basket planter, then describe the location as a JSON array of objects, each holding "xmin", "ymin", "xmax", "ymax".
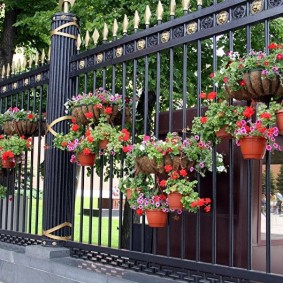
[
  {"xmin": 225, "ymin": 70, "xmax": 283, "ymax": 102},
  {"xmin": 135, "ymin": 154, "xmax": 192, "ymax": 175},
  {"xmin": 3, "ymin": 120, "xmax": 46, "ymax": 137},
  {"xmin": 71, "ymin": 104, "xmax": 130, "ymax": 125}
]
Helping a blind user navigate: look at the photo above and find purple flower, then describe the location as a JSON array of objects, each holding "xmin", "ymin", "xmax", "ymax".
[
  {"xmin": 194, "ymin": 135, "xmax": 200, "ymax": 141},
  {"xmin": 138, "ymin": 205, "xmax": 143, "ymax": 209},
  {"xmin": 177, "ymin": 209, "xmax": 183, "ymax": 215},
  {"xmin": 266, "ymin": 145, "xmax": 272, "ymax": 151},
  {"xmin": 261, "ymin": 70, "xmax": 268, "ymax": 75},
  {"xmin": 155, "ymin": 202, "xmax": 160, "ymax": 207},
  {"xmin": 199, "ymin": 162, "xmax": 205, "ymax": 168},
  {"xmin": 273, "ymin": 143, "xmax": 279, "ymax": 149},
  {"xmin": 190, "ymin": 167, "xmax": 194, "ymax": 172},
  {"xmin": 99, "ymin": 150, "xmax": 104, "ymax": 156},
  {"xmin": 241, "ymin": 120, "xmax": 247, "ymax": 126}
]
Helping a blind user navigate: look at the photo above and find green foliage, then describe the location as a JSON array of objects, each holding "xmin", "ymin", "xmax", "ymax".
[
  {"xmin": 0, "ymin": 184, "xmax": 7, "ymax": 199},
  {"xmin": 0, "ymin": 135, "xmax": 31, "ymax": 157},
  {"xmin": 191, "ymin": 99, "xmax": 245, "ymax": 144}
]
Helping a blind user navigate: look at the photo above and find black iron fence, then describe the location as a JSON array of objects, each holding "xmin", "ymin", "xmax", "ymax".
[{"xmin": 0, "ymin": 0, "xmax": 283, "ymax": 282}]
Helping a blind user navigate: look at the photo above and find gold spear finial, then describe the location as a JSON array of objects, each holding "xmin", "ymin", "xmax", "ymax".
[
  {"xmin": 92, "ymin": 28, "xmax": 99, "ymax": 45},
  {"xmin": 156, "ymin": 1, "xmax": 164, "ymax": 21},
  {"xmin": 144, "ymin": 5, "xmax": 151, "ymax": 26},
  {"xmin": 134, "ymin": 10, "xmax": 140, "ymax": 30},
  {"xmin": 1, "ymin": 65, "xmax": 5, "ymax": 78},
  {"xmin": 85, "ymin": 30, "xmax": 90, "ymax": 48},
  {"xmin": 103, "ymin": 23, "xmax": 109, "ymax": 41},
  {"xmin": 35, "ymin": 52, "xmax": 39, "ymax": 66},
  {"xmin": 77, "ymin": 34, "xmax": 82, "ymax": 50},
  {"xmin": 29, "ymin": 56, "xmax": 33, "ymax": 69},
  {"xmin": 22, "ymin": 57, "xmax": 27, "ymax": 70},
  {"xmin": 113, "ymin": 19, "xmax": 118, "ymax": 37},
  {"xmin": 6, "ymin": 63, "xmax": 10, "ymax": 78},
  {"xmin": 182, "ymin": 0, "xmax": 190, "ymax": 11},
  {"xmin": 123, "ymin": 15, "xmax": 129, "ymax": 34},
  {"xmin": 11, "ymin": 61, "xmax": 15, "ymax": 75},
  {"xmin": 41, "ymin": 49, "xmax": 46, "ymax": 64},
  {"xmin": 170, "ymin": 0, "xmax": 176, "ymax": 16},
  {"xmin": 59, "ymin": 0, "xmax": 76, "ymax": 13},
  {"xmin": 197, "ymin": 0, "xmax": 202, "ymax": 6},
  {"xmin": 17, "ymin": 58, "xmax": 21, "ymax": 73},
  {"xmin": 48, "ymin": 47, "xmax": 51, "ymax": 62}
]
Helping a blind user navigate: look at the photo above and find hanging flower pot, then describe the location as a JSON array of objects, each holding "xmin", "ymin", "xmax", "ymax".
[
  {"xmin": 167, "ymin": 192, "xmax": 183, "ymax": 210},
  {"xmin": 3, "ymin": 121, "xmax": 17, "ymax": 135},
  {"xmin": 77, "ymin": 152, "xmax": 96, "ymax": 166},
  {"xmin": 276, "ymin": 110, "xmax": 283, "ymax": 135},
  {"xmin": 226, "ymin": 70, "xmax": 283, "ymax": 102},
  {"xmin": 126, "ymin": 188, "xmax": 132, "ymax": 200},
  {"xmin": 145, "ymin": 209, "xmax": 168, "ymax": 228},
  {"xmin": 215, "ymin": 125, "xmax": 233, "ymax": 140},
  {"xmin": 239, "ymin": 136, "xmax": 267, "ymax": 160},
  {"xmin": 1, "ymin": 159, "xmax": 16, "ymax": 169},
  {"xmin": 99, "ymin": 138, "xmax": 109, "ymax": 149}
]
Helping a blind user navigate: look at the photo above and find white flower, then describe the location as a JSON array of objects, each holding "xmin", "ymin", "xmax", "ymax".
[
  {"xmin": 217, "ymin": 166, "xmax": 226, "ymax": 172},
  {"xmin": 139, "ymin": 145, "xmax": 145, "ymax": 151}
]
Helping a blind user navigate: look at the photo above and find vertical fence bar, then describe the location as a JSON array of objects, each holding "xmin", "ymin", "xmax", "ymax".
[{"xmin": 228, "ymin": 11, "xmax": 235, "ymax": 267}]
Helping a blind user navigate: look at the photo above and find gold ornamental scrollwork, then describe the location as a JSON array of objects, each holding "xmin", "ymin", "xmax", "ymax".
[
  {"xmin": 36, "ymin": 74, "xmax": 42, "ymax": 82},
  {"xmin": 13, "ymin": 82, "xmax": 18, "ymax": 89},
  {"xmin": 187, "ymin": 22, "xmax": 197, "ymax": 35},
  {"xmin": 24, "ymin": 78, "xmax": 29, "ymax": 86},
  {"xmin": 251, "ymin": 0, "xmax": 263, "ymax": 14},
  {"xmin": 217, "ymin": 11, "xmax": 229, "ymax": 25},
  {"xmin": 161, "ymin": 31, "xmax": 170, "ymax": 43},
  {"xmin": 2, "ymin": 86, "xmax": 7, "ymax": 93},
  {"xmin": 116, "ymin": 47, "xmax": 123, "ymax": 58},
  {"xmin": 96, "ymin": 53, "xmax": 104, "ymax": 64},
  {"xmin": 79, "ymin": 60, "xmax": 85, "ymax": 69},
  {"xmin": 46, "ymin": 115, "xmax": 73, "ymax": 136},
  {"xmin": 137, "ymin": 39, "xmax": 146, "ymax": 51}
]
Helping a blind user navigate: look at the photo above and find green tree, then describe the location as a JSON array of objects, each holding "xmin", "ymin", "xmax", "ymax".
[
  {"xmin": 262, "ymin": 171, "xmax": 276, "ymax": 194},
  {"xmin": 276, "ymin": 165, "xmax": 283, "ymax": 195}
]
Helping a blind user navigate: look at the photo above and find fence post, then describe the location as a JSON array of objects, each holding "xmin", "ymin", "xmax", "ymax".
[{"xmin": 42, "ymin": 1, "xmax": 79, "ymax": 246}]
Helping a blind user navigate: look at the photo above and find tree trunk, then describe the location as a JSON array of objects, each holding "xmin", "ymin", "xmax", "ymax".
[{"xmin": 0, "ymin": 9, "xmax": 19, "ymax": 71}]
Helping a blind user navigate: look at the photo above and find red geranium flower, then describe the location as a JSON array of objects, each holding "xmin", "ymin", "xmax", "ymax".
[
  {"xmin": 2, "ymin": 151, "xmax": 14, "ymax": 160},
  {"xmin": 276, "ymin": 53, "xmax": 283, "ymax": 60},
  {"xmin": 104, "ymin": 107, "xmax": 113, "ymax": 115},
  {"xmin": 83, "ymin": 148, "xmax": 91, "ymax": 155},
  {"xmin": 61, "ymin": 141, "xmax": 67, "ymax": 147},
  {"xmin": 87, "ymin": 136, "xmax": 94, "ymax": 142},
  {"xmin": 223, "ymin": 77, "xmax": 229, "ymax": 83},
  {"xmin": 243, "ymin": 106, "xmax": 255, "ymax": 118},
  {"xmin": 71, "ymin": 118, "xmax": 76, "ymax": 123},
  {"xmin": 136, "ymin": 208, "xmax": 143, "ymax": 216},
  {"xmin": 239, "ymin": 80, "xmax": 246, "ymax": 86},
  {"xmin": 199, "ymin": 92, "xmax": 207, "ymax": 99},
  {"xmin": 170, "ymin": 171, "xmax": 179, "ymax": 180},
  {"xmin": 71, "ymin": 124, "xmax": 79, "ymax": 131},
  {"xmin": 200, "ymin": 117, "xmax": 208, "ymax": 124},
  {"xmin": 27, "ymin": 113, "xmax": 34, "ymax": 119},
  {"xmin": 204, "ymin": 206, "xmax": 211, "ymax": 212},
  {"xmin": 164, "ymin": 165, "xmax": 173, "ymax": 173},
  {"xmin": 159, "ymin": 180, "xmax": 167, "ymax": 187},
  {"xmin": 259, "ymin": 112, "xmax": 271, "ymax": 119},
  {"xmin": 209, "ymin": 73, "xmax": 215, "ymax": 78},
  {"xmin": 207, "ymin": 91, "xmax": 217, "ymax": 100},
  {"xmin": 179, "ymin": 169, "xmax": 187, "ymax": 177},
  {"xmin": 84, "ymin": 112, "xmax": 93, "ymax": 119},
  {"xmin": 268, "ymin": 42, "xmax": 277, "ymax": 49},
  {"xmin": 94, "ymin": 103, "xmax": 103, "ymax": 109}
]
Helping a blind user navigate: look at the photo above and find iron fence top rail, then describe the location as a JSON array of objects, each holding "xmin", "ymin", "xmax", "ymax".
[
  {"xmin": 0, "ymin": 65, "xmax": 49, "ymax": 98},
  {"xmin": 69, "ymin": 0, "xmax": 283, "ymax": 77},
  {"xmin": 66, "ymin": 241, "xmax": 283, "ymax": 283}
]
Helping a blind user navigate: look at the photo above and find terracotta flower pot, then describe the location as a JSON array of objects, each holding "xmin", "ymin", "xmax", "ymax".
[
  {"xmin": 77, "ymin": 152, "xmax": 96, "ymax": 166},
  {"xmin": 215, "ymin": 125, "xmax": 233, "ymax": 140},
  {"xmin": 2, "ymin": 159, "xmax": 16, "ymax": 169},
  {"xmin": 239, "ymin": 136, "xmax": 267, "ymax": 160},
  {"xmin": 276, "ymin": 110, "xmax": 283, "ymax": 135},
  {"xmin": 126, "ymin": 188, "xmax": 132, "ymax": 200},
  {"xmin": 168, "ymin": 192, "xmax": 183, "ymax": 210},
  {"xmin": 99, "ymin": 138, "xmax": 109, "ymax": 149},
  {"xmin": 145, "ymin": 209, "xmax": 168, "ymax": 228},
  {"xmin": 225, "ymin": 70, "xmax": 283, "ymax": 102}
]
